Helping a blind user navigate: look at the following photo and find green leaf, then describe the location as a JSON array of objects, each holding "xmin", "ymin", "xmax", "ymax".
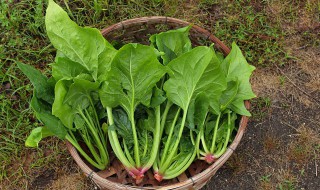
[
  {"xmin": 221, "ymin": 42, "xmax": 256, "ymax": 101},
  {"xmin": 216, "ymin": 51, "xmax": 225, "ymax": 63},
  {"xmin": 30, "ymin": 93, "xmax": 67, "ymax": 139},
  {"xmin": 99, "ymin": 43, "xmax": 166, "ymax": 113},
  {"xmin": 64, "ymin": 79, "xmax": 99, "ymax": 110},
  {"xmin": 163, "ymin": 46, "xmax": 226, "ymax": 112},
  {"xmin": 229, "ymin": 99, "xmax": 251, "ymax": 116},
  {"xmin": 97, "ymin": 42, "xmax": 117, "ymax": 82},
  {"xmin": 150, "ymin": 87, "xmax": 166, "ymax": 108},
  {"xmin": 220, "ymin": 42, "xmax": 256, "ymax": 115},
  {"xmin": 25, "ymin": 127, "xmax": 54, "ymax": 147},
  {"xmin": 137, "ymin": 108, "xmax": 155, "ymax": 133},
  {"xmin": 52, "ymin": 55, "xmax": 88, "ymax": 81},
  {"xmin": 112, "ymin": 109, "xmax": 133, "ymax": 145},
  {"xmin": 16, "ymin": 62, "xmax": 54, "ymax": 104},
  {"xmin": 194, "ymin": 93, "xmax": 210, "ymax": 127},
  {"xmin": 150, "ymin": 26, "xmax": 192, "ymax": 65},
  {"xmin": 46, "ymin": 0, "xmax": 115, "ymax": 80},
  {"xmin": 220, "ymin": 80, "xmax": 239, "ymax": 111},
  {"xmin": 52, "ymin": 80, "xmax": 75, "ymax": 128}
]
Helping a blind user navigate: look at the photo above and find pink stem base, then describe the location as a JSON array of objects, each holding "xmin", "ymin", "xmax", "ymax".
[
  {"xmin": 154, "ymin": 172, "xmax": 163, "ymax": 182},
  {"xmin": 201, "ymin": 154, "xmax": 217, "ymax": 164}
]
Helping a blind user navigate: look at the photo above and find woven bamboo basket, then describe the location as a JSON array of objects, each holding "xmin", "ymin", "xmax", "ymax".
[{"xmin": 66, "ymin": 16, "xmax": 250, "ymax": 190}]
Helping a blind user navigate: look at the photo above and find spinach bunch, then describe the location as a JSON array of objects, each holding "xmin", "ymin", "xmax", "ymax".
[
  {"xmin": 19, "ymin": 0, "xmax": 256, "ymax": 183},
  {"xmin": 149, "ymin": 29, "xmax": 255, "ymax": 181},
  {"xmin": 18, "ymin": 0, "xmax": 114, "ymax": 170}
]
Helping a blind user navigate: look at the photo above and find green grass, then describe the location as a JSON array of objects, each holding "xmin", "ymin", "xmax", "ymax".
[{"xmin": 1, "ymin": 0, "xmax": 318, "ymax": 189}]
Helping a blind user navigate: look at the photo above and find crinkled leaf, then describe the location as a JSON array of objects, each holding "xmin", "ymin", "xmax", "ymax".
[
  {"xmin": 74, "ymin": 114, "xmax": 85, "ymax": 129},
  {"xmin": 179, "ymin": 135, "xmax": 194, "ymax": 153},
  {"xmin": 138, "ymin": 130, "xmax": 153, "ymax": 164},
  {"xmin": 16, "ymin": 62, "xmax": 54, "ymax": 104},
  {"xmin": 99, "ymin": 43, "xmax": 166, "ymax": 114},
  {"xmin": 137, "ymin": 109, "xmax": 155, "ymax": 133},
  {"xmin": 150, "ymin": 26, "xmax": 192, "ymax": 65}
]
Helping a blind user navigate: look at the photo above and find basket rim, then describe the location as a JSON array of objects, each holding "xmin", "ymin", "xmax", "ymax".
[{"xmin": 66, "ymin": 16, "xmax": 250, "ymax": 190}]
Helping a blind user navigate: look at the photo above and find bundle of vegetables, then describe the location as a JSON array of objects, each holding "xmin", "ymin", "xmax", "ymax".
[{"xmin": 19, "ymin": 0, "xmax": 255, "ymax": 184}]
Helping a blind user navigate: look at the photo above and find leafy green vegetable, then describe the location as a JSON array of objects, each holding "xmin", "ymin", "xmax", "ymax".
[
  {"xmin": 19, "ymin": 0, "xmax": 111, "ymax": 171},
  {"xmin": 195, "ymin": 43, "xmax": 256, "ymax": 164},
  {"xmin": 154, "ymin": 46, "xmax": 226, "ymax": 180},
  {"xmin": 100, "ymin": 43, "xmax": 166, "ymax": 182},
  {"xmin": 19, "ymin": 0, "xmax": 257, "ymax": 183}
]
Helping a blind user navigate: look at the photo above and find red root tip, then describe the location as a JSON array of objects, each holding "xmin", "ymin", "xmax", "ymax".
[
  {"xmin": 128, "ymin": 171, "xmax": 144, "ymax": 184},
  {"xmin": 135, "ymin": 174, "xmax": 144, "ymax": 184},
  {"xmin": 154, "ymin": 172, "xmax": 163, "ymax": 182},
  {"xmin": 205, "ymin": 154, "xmax": 216, "ymax": 164}
]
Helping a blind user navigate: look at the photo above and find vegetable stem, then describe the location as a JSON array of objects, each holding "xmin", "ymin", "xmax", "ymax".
[
  {"xmin": 66, "ymin": 133, "xmax": 105, "ymax": 170},
  {"xmin": 123, "ymin": 138, "xmax": 135, "ymax": 166},
  {"xmin": 164, "ymin": 149, "xmax": 196, "ymax": 179},
  {"xmin": 107, "ymin": 107, "xmax": 134, "ymax": 169},
  {"xmin": 79, "ymin": 108, "xmax": 108, "ymax": 163},
  {"xmin": 160, "ymin": 109, "xmax": 187, "ymax": 173},
  {"xmin": 210, "ymin": 113, "xmax": 221, "ymax": 153},
  {"xmin": 160, "ymin": 108, "xmax": 181, "ymax": 166},
  {"xmin": 129, "ymin": 108, "xmax": 141, "ymax": 167},
  {"xmin": 143, "ymin": 106, "xmax": 161, "ymax": 170},
  {"xmin": 160, "ymin": 101, "xmax": 173, "ymax": 136},
  {"xmin": 215, "ymin": 111, "xmax": 232, "ymax": 157}
]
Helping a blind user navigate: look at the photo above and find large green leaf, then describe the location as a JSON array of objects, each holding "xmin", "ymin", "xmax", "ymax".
[
  {"xmin": 46, "ymin": 0, "xmax": 115, "ymax": 80},
  {"xmin": 221, "ymin": 42, "xmax": 256, "ymax": 100},
  {"xmin": 163, "ymin": 46, "xmax": 226, "ymax": 112},
  {"xmin": 150, "ymin": 26, "xmax": 192, "ymax": 65},
  {"xmin": 221, "ymin": 42, "xmax": 256, "ymax": 116},
  {"xmin": 16, "ymin": 62, "xmax": 54, "ymax": 104},
  {"xmin": 99, "ymin": 43, "xmax": 166, "ymax": 113}
]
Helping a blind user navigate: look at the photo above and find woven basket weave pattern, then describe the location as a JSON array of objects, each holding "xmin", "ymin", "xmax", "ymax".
[{"xmin": 66, "ymin": 16, "xmax": 250, "ymax": 190}]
